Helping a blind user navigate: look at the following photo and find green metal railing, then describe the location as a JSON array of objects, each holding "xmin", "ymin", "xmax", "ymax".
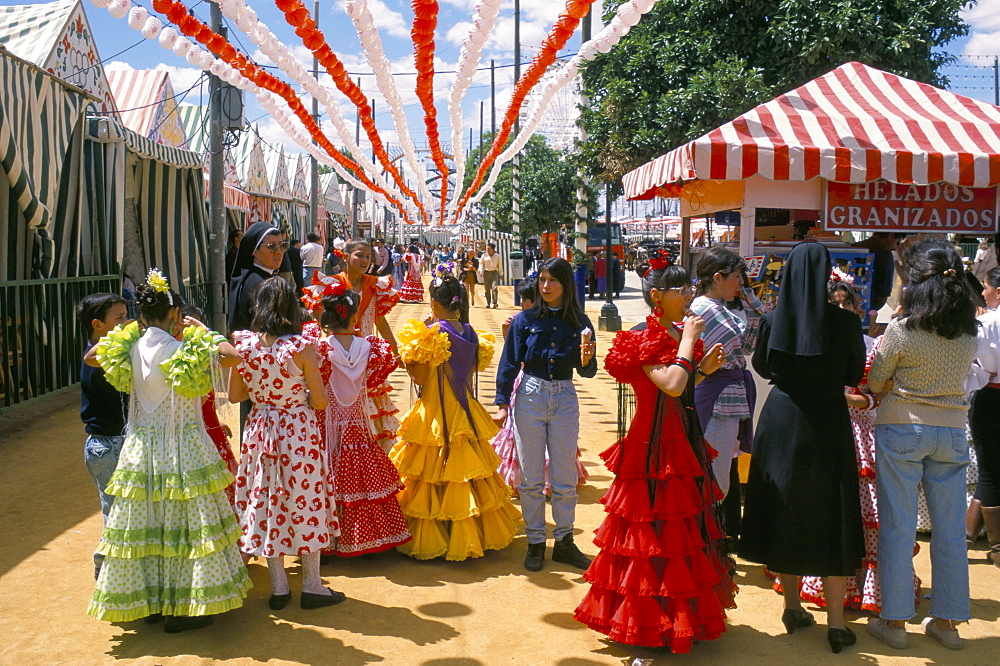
[
  {"xmin": 1, "ymin": 275, "xmax": 121, "ymax": 412},
  {"xmin": 178, "ymin": 281, "xmax": 213, "ymax": 317}
]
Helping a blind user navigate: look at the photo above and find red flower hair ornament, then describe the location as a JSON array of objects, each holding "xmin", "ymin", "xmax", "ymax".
[
  {"xmin": 645, "ymin": 249, "xmax": 673, "ymax": 277},
  {"xmin": 301, "ymin": 273, "xmax": 348, "ymax": 312}
]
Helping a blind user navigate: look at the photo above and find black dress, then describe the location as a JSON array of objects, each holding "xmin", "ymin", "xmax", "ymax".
[
  {"xmin": 737, "ymin": 305, "xmax": 866, "ymax": 577},
  {"xmin": 228, "ymin": 266, "xmax": 272, "ymax": 333}
]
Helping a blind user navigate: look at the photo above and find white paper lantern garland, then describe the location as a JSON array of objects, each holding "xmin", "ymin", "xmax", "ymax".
[
  {"xmin": 209, "ymin": 0, "xmax": 411, "ymax": 216},
  {"xmin": 344, "ymin": 0, "xmax": 432, "ymax": 209},
  {"xmin": 102, "ymin": 0, "xmax": 405, "ymax": 214},
  {"xmin": 465, "ymin": 0, "xmax": 662, "ymax": 211},
  {"xmin": 445, "ymin": 0, "xmax": 503, "ymax": 220},
  {"xmin": 94, "ymin": 0, "xmax": 663, "ymax": 223}
]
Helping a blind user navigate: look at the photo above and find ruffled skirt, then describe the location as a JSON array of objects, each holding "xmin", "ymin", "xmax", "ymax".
[
  {"xmin": 392, "ymin": 388, "xmax": 521, "ymax": 561},
  {"xmin": 88, "ymin": 402, "xmax": 250, "ymax": 621},
  {"xmin": 574, "ymin": 431, "xmax": 736, "ymax": 652}
]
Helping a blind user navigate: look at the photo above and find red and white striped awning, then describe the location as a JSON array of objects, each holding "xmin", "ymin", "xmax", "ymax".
[
  {"xmin": 201, "ymin": 180, "xmax": 253, "ymax": 213},
  {"xmin": 623, "ymin": 62, "xmax": 1000, "ymax": 200}
]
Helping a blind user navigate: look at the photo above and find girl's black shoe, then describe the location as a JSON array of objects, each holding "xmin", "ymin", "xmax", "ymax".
[
  {"xmin": 268, "ymin": 593, "xmax": 292, "ymax": 610},
  {"xmin": 781, "ymin": 608, "xmax": 815, "ymax": 634},
  {"xmin": 827, "ymin": 627, "xmax": 857, "ymax": 654}
]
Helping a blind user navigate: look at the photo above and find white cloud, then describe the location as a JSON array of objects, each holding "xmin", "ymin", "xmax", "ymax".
[
  {"xmin": 964, "ymin": 30, "xmax": 1000, "ymax": 56},
  {"xmin": 962, "ymin": 0, "xmax": 1000, "ymax": 32},
  {"xmin": 961, "ymin": 0, "xmax": 1000, "ymax": 55},
  {"xmin": 105, "ymin": 60, "xmax": 207, "ymax": 97},
  {"xmin": 335, "ymin": 0, "xmax": 410, "ymax": 39}
]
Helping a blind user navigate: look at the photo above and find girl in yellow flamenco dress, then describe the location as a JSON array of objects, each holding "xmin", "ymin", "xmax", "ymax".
[{"xmin": 392, "ymin": 275, "xmax": 522, "ymax": 560}]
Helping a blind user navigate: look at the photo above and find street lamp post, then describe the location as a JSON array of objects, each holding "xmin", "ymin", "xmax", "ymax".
[{"xmin": 599, "ymin": 183, "xmax": 621, "ymax": 332}]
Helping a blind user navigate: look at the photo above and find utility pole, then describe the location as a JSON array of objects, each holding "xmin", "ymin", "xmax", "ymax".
[
  {"xmin": 351, "ymin": 77, "xmax": 360, "ymax": 238},
  {"xmin": 208, "ymin": 3, "xmax": 226, "ymax": 332},
  {"xmin": 309, "ymin": 0, "xmax": 320, "ymax": 243},
  {"xmin": 575, "ymin": 9, "xmax": 591, "ymax": 259},
  {"xmin": 490, "ymin": 59, "xmax": 496, "ymax": 231},
  {"xmin": 512, "ymin": 0, "xmax": 520, "ymax": 241},
  {"xmin": 994, "ymin": 56, "xmax": 999, "ymax": 106}
]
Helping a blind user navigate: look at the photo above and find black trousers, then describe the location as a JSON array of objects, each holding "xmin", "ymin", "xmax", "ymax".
[{"xmin": 972, "ymin": 386, "xmax": 1000, "ymax": 506}]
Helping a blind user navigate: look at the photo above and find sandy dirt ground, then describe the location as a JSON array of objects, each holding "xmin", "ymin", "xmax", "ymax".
[{"xmin": 2, "ymin": 276, "xmax": 998, "ymax": 665}]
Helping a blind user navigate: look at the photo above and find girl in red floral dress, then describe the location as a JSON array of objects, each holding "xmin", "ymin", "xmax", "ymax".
[
  {"xmin": 302, "ymin": 277, "xmax": 411, "ymax": 556},
  {"xmin": 229, "ymin": 277, "xmax": 344, "ymax": 611},
  {"xmin": 574, "ymin": 256, "xmax": 734, "ymax": 652}
]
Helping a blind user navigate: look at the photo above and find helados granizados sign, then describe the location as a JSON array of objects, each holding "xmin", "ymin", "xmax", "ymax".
[{"xmin": 824, "ymin": 180, "xmax": 998, "ymax": 234}]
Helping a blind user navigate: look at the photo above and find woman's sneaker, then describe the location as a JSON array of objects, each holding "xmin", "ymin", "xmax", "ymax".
[
  {"xmin": 866, "ymin": 617, "xmax": 908, "ymax": 649},
  {"xmin": 921, "ymin": 617, "xmax": 961, "ymax": 650}
]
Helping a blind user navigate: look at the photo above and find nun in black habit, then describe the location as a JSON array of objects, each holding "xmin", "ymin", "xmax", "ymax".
[
  {"xmin": 228, "ymin": 222, "xmax": 285, "ymax": 333},
  {"xmin": 737, "ymin": 242, "xmax": 866, "ymax": 652}
]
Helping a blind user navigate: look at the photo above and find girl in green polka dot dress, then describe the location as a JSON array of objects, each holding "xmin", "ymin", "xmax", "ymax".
[{"xmin": 84, "ymin": 270, "xmax": 251, "ymax": 633}]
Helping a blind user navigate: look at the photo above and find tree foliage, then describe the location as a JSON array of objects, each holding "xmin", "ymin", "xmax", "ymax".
[
  {"xmin": 579, "ymin": 0, "xmax": 971, "ymax": 183},
  {"xmin": 462, "ymin": 133, "xmax": 596, "ymax": 236}
]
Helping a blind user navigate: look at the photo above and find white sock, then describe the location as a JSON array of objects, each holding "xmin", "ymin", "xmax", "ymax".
[
  {"xmin": 301, "ymin": 552, "xmax": 331, "ymax": 595},
  {"xmin": 267, "ymin": 556, "xmax": 289, "ymax": 596}
]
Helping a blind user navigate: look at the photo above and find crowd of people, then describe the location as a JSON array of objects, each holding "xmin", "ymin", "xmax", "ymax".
[{"xmin": 74, "ymin": 228, "xmax": 997, "ymax": 655}]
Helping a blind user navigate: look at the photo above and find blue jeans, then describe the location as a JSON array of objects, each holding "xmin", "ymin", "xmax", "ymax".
[
  {"xmin": 875, "ymin": 423, "xmax": 970, "ymax": 621},
  {"xmin": 84, "ymin": 435, "xmax": 125, "ymax": 569},
  {"xmin": 513, "ymin": 376, "xmax": 580, "ymax": 544}
]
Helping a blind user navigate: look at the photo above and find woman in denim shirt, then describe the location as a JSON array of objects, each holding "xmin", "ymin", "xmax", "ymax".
[{"xmin": 495, "ymin": 258, "xmax": 598, "ymax": 572}]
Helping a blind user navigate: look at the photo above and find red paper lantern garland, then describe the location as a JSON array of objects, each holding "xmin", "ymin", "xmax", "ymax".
[
  {"xmin": 453, "ymin": 0, "xmax": 599, "ymax": 221},
  {"xmin": 149, "ymin": 0, "xmax": 414, "ymax": 224},
  {"xmin": 410, "ymin": 0, "xmax": 450, "ymax": 224}
]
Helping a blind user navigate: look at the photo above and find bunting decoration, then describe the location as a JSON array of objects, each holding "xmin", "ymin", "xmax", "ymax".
[{"xmin": 91, "ymin": 0, "xmax": 666, "ymax": 226}]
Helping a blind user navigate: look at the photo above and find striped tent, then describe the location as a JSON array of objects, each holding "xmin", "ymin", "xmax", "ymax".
[
  {"xmin": 1, "ymin": 46, "xmax": 93, "ymax": 280},
  {"xmin": 107, "ymin": 68, "xmax": 188, "ymax": 147},
  {"xmin": 623, "ymin": 61, "xmax": 1000, "ymax": 200},
  {"xmin": 320, "ymin": 172, "xmax": 346, "ymax": 218},
  {"xmin": 261, "ymin": 141, "xmax": 294, "ymax": 234},
  {"xmin": 461, "ymin": 227, "xmax": 515, "ymax": 284},
  {"xmin": 177, "ymin": 103, "xmax": 251, "ymax": 214},
  {"xmin": 288, "ymin": 153, "xmax": 310, "ymax": 239},
  {"xmin": 232, "ymin": 132, "xmax": 273, "ymax": 226},
  {"xmin": 0, "ymin": 0, "xmax": 117, "ymax": 115},
  {"xmin": 84, "ymin": 115, "xmax": 210, "ymax": 290}
]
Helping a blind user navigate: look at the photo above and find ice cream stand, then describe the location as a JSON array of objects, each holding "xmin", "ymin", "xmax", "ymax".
[{"xmin": 622, "ymin": 61, "xmax": 1000, "ymax": 313}]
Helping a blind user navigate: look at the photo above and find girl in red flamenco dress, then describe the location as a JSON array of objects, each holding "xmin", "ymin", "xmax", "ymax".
[{"xmin": 574, "ymin": 256, "xmax": 736, "ymax": 652}]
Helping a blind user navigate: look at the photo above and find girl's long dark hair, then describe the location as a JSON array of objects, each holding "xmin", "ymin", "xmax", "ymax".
[
  {"xmin": 535, "ymin": 257, "xmax": 583, "ymax": 328},
  {"xmin": 694, "ymin": 246, "xmax": 746, "ymax": 296},
  {"xmin": 430, "ymin": 274, "xmax": 469, "ymax": 324},
  {"xmin": 637, "ymin": 260, "xmax": 691, "ymax": 309},
  {"xmin": 320, "ymin": 290, "xmax": 360, "ymax": 332},
  {"xmin": 251, "ymin": 277, "xmax": 303, "ymax": 337},
  {"xmin": 899, "ymin": 239, "xmax": 978, "ymax": 340}
]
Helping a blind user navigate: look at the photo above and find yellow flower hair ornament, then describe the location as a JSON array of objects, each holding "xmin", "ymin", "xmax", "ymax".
[
  {"xmin": 145, "ymin": 268, "xmax": 174, "ymax": 306},
  {"xmin": 397, "ymin": 319, "xmax": 451, "ymax": 367}
]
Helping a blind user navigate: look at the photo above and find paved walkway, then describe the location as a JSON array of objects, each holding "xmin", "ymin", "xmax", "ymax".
[{"xmin": 2, "ymin": 278, "xmax": 998, "ymax": 665}]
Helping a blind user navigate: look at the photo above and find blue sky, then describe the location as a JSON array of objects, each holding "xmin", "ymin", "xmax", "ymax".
[{"xmin": 52, "ymin": 1, "xmax": 1000, "ymax": 170}]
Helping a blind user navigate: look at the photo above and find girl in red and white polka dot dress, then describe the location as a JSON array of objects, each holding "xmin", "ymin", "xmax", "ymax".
[
  {"xmin": 229, "ymin": 277, "xmax": 345, "ymax": 611},
  {"xmin": 303, "ymin": 276, "xmax": 411, "ymax": 556}
]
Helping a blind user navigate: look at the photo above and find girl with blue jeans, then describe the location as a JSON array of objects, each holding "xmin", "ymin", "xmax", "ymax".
[
  {"xmin": 867, "ymin": 239, "xmax": 979, "ymax": 651},
  {"xmin": 495, "ymin": 258, "xmax": 597, "ymax": 571}
]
